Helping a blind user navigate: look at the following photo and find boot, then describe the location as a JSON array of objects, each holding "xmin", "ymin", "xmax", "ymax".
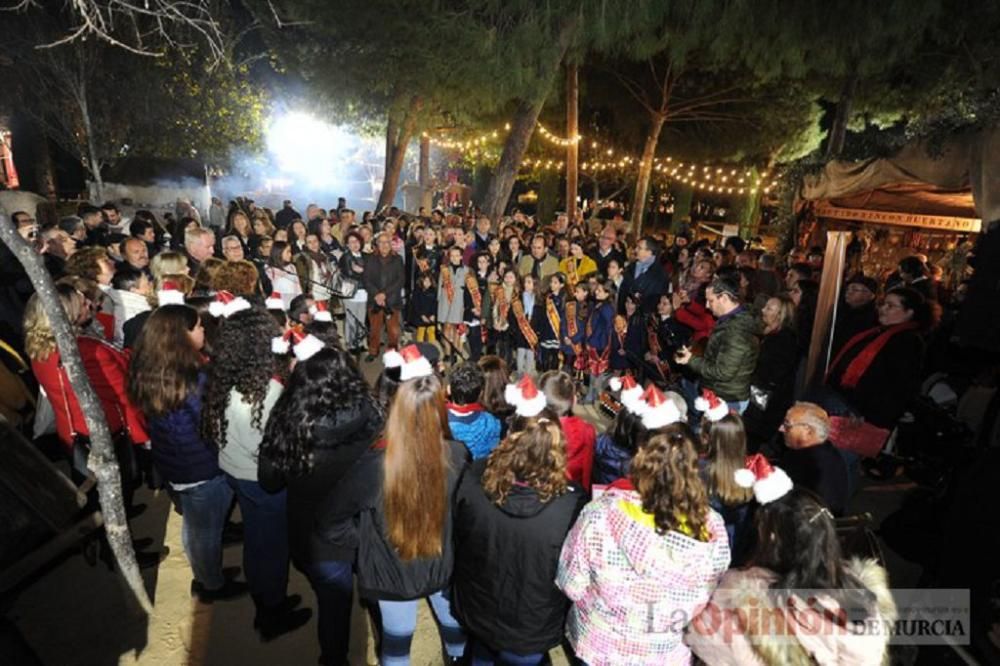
[
  {"xmin": 254, "ymin": 597, "xmax": 312, "ymax": 642},
  {"xmin": 191, "ymin": 577, "xmax": 249, "ymax": 603}
]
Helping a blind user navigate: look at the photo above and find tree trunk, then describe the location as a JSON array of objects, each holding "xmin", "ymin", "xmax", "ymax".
[
  {"xmin": 30, "ymin": 129, "xmax": 58, "ymax": 201},
  {"xmin": 418, "ymin": 135, "xmax": 433, "ymax": 212},
  {"xmin": 671, "ymin": 183, "xmax": 693, "ymax": 232},
  {"xmin": 377, "ymin": 96, "xmax": 420, "ymax": 212},
  {"xmin": 630, "ymin": 110, "xmax": 666, "ymax": 238},
  {"xmin": 0, "ymin": 214, "xmax": 152, "ymax": 614},
  {"xmin": 825, "ymin": 74, "xmax": 858, "ymax": 161},
  {"xmin": 482, "ymin": 18, "xmax": 578, "ymax": 224},
  {"xmin": 565, "ymin": 62, "xmax": 579, "ymax": 222},
  {"xmin": 77, "ymin": 89, "xmax": 104, "ymax": 202}
]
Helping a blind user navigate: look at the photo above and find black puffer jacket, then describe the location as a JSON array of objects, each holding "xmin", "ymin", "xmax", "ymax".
[
  {"xmin": 352, "ymin": 439, "xmax": 469, "ymax": 601},
  {"xmin": 452, "ymin": 459, "xmax": 586, "ymax": 653},
  {"xmin": 258, "ymin": 395, "xmax": 384, "ymax": 569}
]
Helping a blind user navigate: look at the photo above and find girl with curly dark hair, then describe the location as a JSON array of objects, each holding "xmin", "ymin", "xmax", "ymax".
[
  {"xmin": 453, "ymin": 410, "xmax": 585, "ymax": 664},
  {"xmin": 557, "ymin": 423, "xmax": 731, "ymax": 665},
  {"xmin": 200, "ymin": 306, "xmax": 309, "ymax": 639},
  {"xmin": 128, "ymin": 305, "xmax": 247, "ymax": 602},
  {"xmin": 258, "ymin": 347, "xmax": 382, "ymax": 666}
]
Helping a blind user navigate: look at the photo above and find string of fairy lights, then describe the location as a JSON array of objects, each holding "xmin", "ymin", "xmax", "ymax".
[{"xmin": 422, "ymin": 121, "xmax": 779, "ymax": 195}]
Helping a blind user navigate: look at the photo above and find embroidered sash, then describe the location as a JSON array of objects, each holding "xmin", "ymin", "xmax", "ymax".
[
  {"xmin": 441, "ymin": 264, "xmax": 455, "ymax": 303},
  {"xmin": 512, "ymin": 298, "xmax": 538, "ymax": 349},
  {"xmin": 545, "ymin": 294, "xmax": 561, "ymax": 340}
]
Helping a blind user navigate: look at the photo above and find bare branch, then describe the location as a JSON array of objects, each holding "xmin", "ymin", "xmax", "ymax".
[{"xmin": 266, "ymin": 0, "xmax": 311, "ymax": 28}]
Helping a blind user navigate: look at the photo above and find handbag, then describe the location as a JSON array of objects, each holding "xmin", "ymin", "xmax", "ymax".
[
  {"xmin": 749, "ymin": 384, "xmax": 772, "ymax": 411},
  {"xmin": 329, "ymin": 270, "xmax": 359, "ymax": 299}
]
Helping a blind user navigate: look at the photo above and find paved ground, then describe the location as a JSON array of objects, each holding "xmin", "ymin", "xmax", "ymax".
[{"xmin": 5, "ymin": 353, "xmax": 929, "ymax": 665}]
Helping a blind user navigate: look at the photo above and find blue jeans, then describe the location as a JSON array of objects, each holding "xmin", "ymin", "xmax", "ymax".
[
  {"xmin": 471, "ymin": 640, "xmax": 545, "ymax": 666},
  {"xmin": 308, "ymin": 560, "xmax": 353, "ymax": 666},
  {"xmin": 226, "ymin": 475, "xmax": 290, "ymax": 609},
  {"xmin": 378, "ymin": 590, "xmax": 466, "ymax": 665},
  {"xmin": 728, "ymin": 399, "xmax": 749, "ymax": 415},
  {"xmin": 175, "ymin": 474, "xmax": 233, "ymax": 590}
]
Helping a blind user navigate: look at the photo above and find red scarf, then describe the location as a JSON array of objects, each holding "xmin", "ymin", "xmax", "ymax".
[
  {"xmin": 828, "ymin": 321, "xmax": 920, "ymax": 389},
  {"xmin": 609, "ymin": 477, "xmax": 635, "ymax": 491},
  {"xmin": 446, "ymin": 402, "xmax": 484, "ymax": 414}
]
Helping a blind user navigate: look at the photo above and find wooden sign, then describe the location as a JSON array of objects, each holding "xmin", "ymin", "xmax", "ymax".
[{"xmin": 815, "ymin": 202, "xmax": 981, "ymax": 233}]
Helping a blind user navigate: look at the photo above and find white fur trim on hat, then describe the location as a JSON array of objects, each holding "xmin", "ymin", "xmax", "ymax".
[
  {"xmin": 609, "ymin": 377, "xmax": 623, "ymax": 391},
  {"xmin": 293, "ymin": 334, "xmax": 325, "ymax": 362},
  {"xmin": 695, "ymin": 395, "xmax": 730, "ymax": 422},
  {"xmin": 641, "ymin": 399, "xmax": 682, "ymax": 430},
  {"xmin": 271, "ymin": 336, "xmax": 290, "ymax": 354},
  {"xmin": 515, "ymin": 392, "xmax": 547, "ymax": 417},
  {"xmin": 157, "ymin": 289, "xmax": 185, "ymax": 306},
  {"xmin": 208, "ymin": 301, "xmax": 226, "ymax": 318},
  {"xmin": 752, "ymin": 466, "xmax": 794, "ymax": 505},
  {"xmin": 399, "ymin": 357, "xmax": 433, "ymax": 382},
  {"xmin": 313, "ymin": 310, "xmax": 333, "ymax": 322},
  {"xmin": 265, "ymin": 295, "xmax": 285, "ymax": 310}
]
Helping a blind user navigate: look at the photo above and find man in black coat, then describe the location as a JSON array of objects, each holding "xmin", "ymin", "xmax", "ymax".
[
  {"xmin": 618, "ymin": 235, "xmax": 668, "ymax": 315},
  {"xmin": 362, "ymin": 233, "xmax": 405, "ymax": 360},
  {"xmin": 779, "ymin": 402, "xmax": 849, "ymax": 516}
]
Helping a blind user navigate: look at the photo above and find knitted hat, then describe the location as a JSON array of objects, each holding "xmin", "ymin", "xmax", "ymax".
[
  {"xmin": 383, "ymin": 344, "xmax": 434, "ymax": 381},
  {"xmin": 640, "ymin": 384, "xmax": 683, "ymax": 429},
  {"xmin": 735, "ymin": 453, "xmax": 793, "ymax": 504},
  {"xmin": 504, "ymin": 375, "xmax": 547, "ymax": 417},
  {"xmin": 270, "ymin": 327, "xmax": 324, "ymax": 361},
  {"xmin": 208, "ymin": 290, "xmax": 251, "ymax": 318},
  {"xmin": 694, "ymin": 389, "xmax": 729, "ymax": 422},
  {"xmin": 310, "ymin": 300, "xmax": 333, "ymax": 322},
  {"xmin": 609, "ymin": 375, "xmax": 644, "ymax": 414},
  {"xmin": 157, "ymin": 280, "xmax": 185, "ymax": 306},
  {"xmin": 265, "ymin": 291, "xmax": 285, "ymax": 310}
]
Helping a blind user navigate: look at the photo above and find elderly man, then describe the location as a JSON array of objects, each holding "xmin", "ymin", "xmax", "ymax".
[
  {"xmin": 832, "ymin": 274, "xmax": 879, "ymax": 355},
  {"xmin": 362, "ymin": 232, "xmax": 405, "ymax": 361},
  {"xmin": 183, "ymin": 227, "xmax": 216, "ymax": 276},
  {"xmin": 676, "ymin": 273, "xmax": 759, "ymax": 413},
  {"xmin": 120, "ymin": 237, "xmax": 151, "ymax": 275},
  {"xmin": 472, "ymin": 216, "xmax": 493, "ymax": 252},
  {"xmin": 40, "ymin": 227, "xmax": 77, "ymax": 278},
  {"xmin": 779, "ymin": 402, "xmax": 849, "ymax": 516},
  {"xmin": 220, "ymin": 235, "xmax": 245, "ymax": 262},
  {"xmin": 589, "ymin": 225, "xmax": 626, "ymax": 277},
  {"xmin": 517, "ymin": 234, "xmax": 559, "ymax": 283}
]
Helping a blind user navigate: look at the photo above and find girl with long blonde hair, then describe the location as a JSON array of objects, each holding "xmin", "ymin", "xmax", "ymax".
[{"xmin": 354, "ymin": 372, "xmax": 468, "ymax": 665}]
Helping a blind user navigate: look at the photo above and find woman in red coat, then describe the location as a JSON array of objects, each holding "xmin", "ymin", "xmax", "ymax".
[{"xmin": 24, "ymin": 284, "xmax": 149, "ymax": 459}]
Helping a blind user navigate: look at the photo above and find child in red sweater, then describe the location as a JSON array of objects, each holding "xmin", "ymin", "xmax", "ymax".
[{"xmin": 540, "ymin": 370, "xmax": 596, "ymax": 492}]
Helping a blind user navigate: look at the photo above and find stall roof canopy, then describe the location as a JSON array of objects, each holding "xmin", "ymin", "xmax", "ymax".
[{"xmin": 800, "ymin": 125, "xmax": 1000, "ymax": 228}]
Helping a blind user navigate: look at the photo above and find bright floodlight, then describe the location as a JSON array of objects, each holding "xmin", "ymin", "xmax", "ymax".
[{"xmin": 267, "ymin": 112, "xmax": 355, "ymax": 185}]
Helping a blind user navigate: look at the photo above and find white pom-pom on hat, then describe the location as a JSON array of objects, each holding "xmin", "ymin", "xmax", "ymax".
[{"xmin": 383, "ymin": 349, "xmax": 404, "ymax": 369}]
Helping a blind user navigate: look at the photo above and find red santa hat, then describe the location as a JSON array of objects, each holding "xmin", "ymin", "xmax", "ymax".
[
  {"xmin": 265, "ymin": 291, "xmax": 285, "ymax": 310},
  {"xmin": 640, "ymin": 384, "xmax": 683, "ymax": 429},
  {"xmin": 382, "ymin": 344, "xmax": 434, "ymax": 381},
  {"xmin": 157, "ymin": 280, "xmax": 185, "ymax": 306},
  {"xmin": 310, "ymin": 300, "xmax": 333, "ymax": 322},
  {"xmin": 694, "ymin": 388, "xmax": 730, "ymax": 422},
  {"xmin": 504, "ymin": 375, "xmax": 547, "ymax": 417},
  {"xmin": 609, "ymin": 374, "xmax": 644, "ymax": 414},
  {"xmin": 270, "ymin": 327, "xmax": 324, "ymax": 361},
  {"xmin": 208, "ymin": 290, "xmax": 251, "ymax": 319},
  {"xmin": 734, "ymin": 453, "xmax": 794, "ymax": 505}
]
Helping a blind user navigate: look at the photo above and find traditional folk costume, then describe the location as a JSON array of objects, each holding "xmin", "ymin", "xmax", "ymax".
[
  {"xmin": 538, "ymin": 291, "xmax": 565, "ymax": 372},
  {"xmin": 510, "ymin": 289, "xmax": 542, "ymax": 375},
  {"xmin": 463, "ymin": 270, "xmax": 492, "ymax": 361}
]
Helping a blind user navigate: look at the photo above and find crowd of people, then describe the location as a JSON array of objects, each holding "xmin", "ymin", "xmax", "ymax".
[{"xmin": 0, "ymin": 195, "xmax": 960, "ymax": 664}]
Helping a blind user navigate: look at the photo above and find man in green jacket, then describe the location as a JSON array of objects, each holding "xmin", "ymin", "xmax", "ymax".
[{"xmin": 675, "ymin": 273, "xmax": 759, "ymax": 413}]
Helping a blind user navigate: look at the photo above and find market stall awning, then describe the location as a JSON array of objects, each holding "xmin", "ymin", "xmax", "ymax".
[{"xmin": 799, "ymin": 125, "xmax": 1000, "ymax": 225}]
